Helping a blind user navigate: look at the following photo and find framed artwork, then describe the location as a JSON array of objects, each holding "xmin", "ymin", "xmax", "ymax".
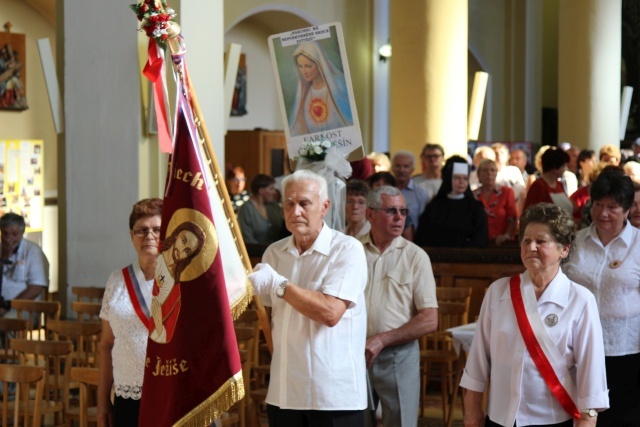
[
  {"xmin": 231, "ymin": 54, "xmax": 247, "ymax": 116},
  {"xmin": 0, "ymin": 26, "xmax": 28, "ymax": 111},
  {"xmin": 268, "ymin": 22, "xmax": 364, "ymax": 162}
]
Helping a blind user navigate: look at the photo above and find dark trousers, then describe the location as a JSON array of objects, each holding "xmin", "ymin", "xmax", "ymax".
[
  {"xmin": 484, "ymin": 416, "xmax": 572, "ymax": 427},
  {"xmin": 113, "ymin": 395, "xmax": 140, "ymax": 427},
  {"xmin": 597, "ymin": 353, "xmax": 640, "ymax": 427},
  {"xmin": 267, "ymin": 404, "xmax": 364, "ymax": 427}
]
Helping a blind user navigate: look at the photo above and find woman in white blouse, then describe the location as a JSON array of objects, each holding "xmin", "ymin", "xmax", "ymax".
[
  {"xmin": 564, "ymin": 169, "xmax": 640, "ymax": 427},
  {"xmin": 461, "ymin": 203, "xmax": 608, "ymax": 427},
  {"xmin": 98, "ymin": 198, "xmax": 162, "ymax": 427}
]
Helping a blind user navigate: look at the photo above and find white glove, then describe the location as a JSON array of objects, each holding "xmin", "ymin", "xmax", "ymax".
[{"xmin": 248, "ymin": 263, "xmax": 287, "ymax": 296}]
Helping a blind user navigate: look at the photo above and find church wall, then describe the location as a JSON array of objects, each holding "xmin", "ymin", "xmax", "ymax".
[{"xmin": 0, "ymin": 0, "xmax": 57, "ymax": 193}]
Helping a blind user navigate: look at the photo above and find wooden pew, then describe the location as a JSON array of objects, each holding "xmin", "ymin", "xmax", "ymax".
[{"xmin": 423, "ymin": 247, "xmax": 523, "ymax": 321}]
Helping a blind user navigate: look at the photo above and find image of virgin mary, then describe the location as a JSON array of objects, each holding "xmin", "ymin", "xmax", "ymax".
[{"xmin": 288, "ymin": 41, "xmax": 353, "ymax": 137}]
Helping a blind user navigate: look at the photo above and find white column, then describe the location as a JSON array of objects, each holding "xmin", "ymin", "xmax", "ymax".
[
  {"xmin": 179, "ymin": 0, "xmax": 225, "ymax": 160},
  {"xmin": 60, "ymin": 0, "xmax": 142, "ymax": 315},
  {"xmin": 390, "ymin": 0, "xmax": 468, "ymax": 158},
  {"xmin": 372, "ymin": 0, "xmax": 390, "ymax": 153},
  {"xmin": 558, "ymin": 0, "xmax": 621, "ymax": 150}
]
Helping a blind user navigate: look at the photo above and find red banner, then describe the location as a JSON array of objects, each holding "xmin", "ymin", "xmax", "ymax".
[{"xmin": 138, "ymin": 63, "xmax": 243, "ymax": 425}]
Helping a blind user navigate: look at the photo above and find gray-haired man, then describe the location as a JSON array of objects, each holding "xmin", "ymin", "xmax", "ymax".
[
  {"xmin": 0, "ymin": 213, "xmax": 49, "ymax": 317},
  {"xmin": 360, "ymin": 186, "xmax": 438, "ymax": 426}
]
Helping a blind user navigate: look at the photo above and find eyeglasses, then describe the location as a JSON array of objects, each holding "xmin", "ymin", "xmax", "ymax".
[
  {"xmin": 373, "ymin": 207, "xmax": 409, "ymax": 217},
  {"xmin": 132, "ymin": 227, "xmax": 161, "ymax": 237}
]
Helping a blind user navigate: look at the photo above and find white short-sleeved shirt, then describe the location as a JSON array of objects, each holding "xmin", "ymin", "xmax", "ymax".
[
  {"xmin": 261, "ymin": 223, "xmax": 368, "ymax": 410},
  {"xmin": 100, "ymin": 263, "xmax": 153, "ymax": 400},
  {"xmin": 460, "ymin": 270, "xmax": 609, "ymax": 427},
  {"xmin": 360, "ymin": 234, "xmax": 437, "ymax": 337},
  {"xmin": 1, "ymin": 239, "xmax": 48, "ymax": 300},
  {"xmin": 497, "ymin": 165, "xmax": 527, "ymax": 202},
  {"xmin": 413, "ymin": 177, "xmax": 442, "ymax": 201},
  {"xmin": 564, "ymin": 222, "xmax": 640, "ymax": 356}
]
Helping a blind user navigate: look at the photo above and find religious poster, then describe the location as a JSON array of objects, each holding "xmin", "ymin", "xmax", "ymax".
[
  {"xmin": 0, "ymin": 27, "xmax": 28, "ymax": 111},
  {"xmin": 268, "ymin": 23, "xmax": 364, "ymax": 162},
  {"xmin": 0, "ymin": 140, "xmax": 43, "ymax": 231}
]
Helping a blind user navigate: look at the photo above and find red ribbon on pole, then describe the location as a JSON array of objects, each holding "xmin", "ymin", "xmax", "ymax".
[
  {"xmin": 143, "ymin": 39, "xmax": 173, "ymax": 153},
  {"xmin": 510, "ymin": 275, "xmax": 581, "ymax": 420}
]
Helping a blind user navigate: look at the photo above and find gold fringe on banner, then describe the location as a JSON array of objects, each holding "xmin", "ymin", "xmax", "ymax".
[
  {"xmin": 173, "ymin": 370, "xmax": 245, "ymax": 427},
  {"xmin": 229, "ymin": 280, "xmax": 254, "ymax": 320}
]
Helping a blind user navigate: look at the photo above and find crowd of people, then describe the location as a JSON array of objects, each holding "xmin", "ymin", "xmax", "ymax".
[
  {"xmin": 227, "ymin": 141, "xmax": 640, "ymax": 249},
  {"xmin": 94, "ymin": 140, "xmax": 640, "ymax": 427}
]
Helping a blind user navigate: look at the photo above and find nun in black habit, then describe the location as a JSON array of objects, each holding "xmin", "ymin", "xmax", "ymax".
[{"xmin": 414, "ymin": 155, "xmax": 489, "ymax": 248}]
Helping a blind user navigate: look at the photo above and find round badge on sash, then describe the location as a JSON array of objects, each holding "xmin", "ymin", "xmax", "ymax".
[{"xmin": 545, "ymin": 314, "xmax": 558, "ymax": 327}]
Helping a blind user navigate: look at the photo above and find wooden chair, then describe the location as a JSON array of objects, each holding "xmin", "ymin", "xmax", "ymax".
[
  {"xmin": 46, "ymin": 320, "xmax": 102, "ymax": 368},
  {"xmin": 70, "ymin": 287, "xmax": 105, "ymax": 303},
  {"xmin": 0, "ymin": 364, "xmax": 45, "ymax": 427},
  {"xmin": 0, "ymin": 318, "xmax": 28, "ymax": 363},
  {"xmin": 420, "ymin": 287, "xmax": 472, "ymax": 427},
  {"xmin": 71, "ymin": 302, "xmax": 102, "ymax": 322},
  {"xmin": 69, "ymin": 367, "xmax": 99, "ymax": 427},
  {"xmin": 230, "ymin": 309, "xmax": 261, "ymax": 427},
  {"xmin": 10, "ymin": 339, "xmax": 74, "ymax": 427},
  {"xmin": 239, "ymin": 309, "xmax": 271, "ymax": 427},
  {"xmin": 11, "ymin": 300, "xmax": 61, "ymax": 341}
]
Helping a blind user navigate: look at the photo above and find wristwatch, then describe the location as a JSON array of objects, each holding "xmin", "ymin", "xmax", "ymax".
[
  {"xmin": 580, "ymin": 408, "xmax": 597, "ymax": 417},
  {"xmin": 275, "ymin": 280, "xmax": 288, "ymax": 298}
]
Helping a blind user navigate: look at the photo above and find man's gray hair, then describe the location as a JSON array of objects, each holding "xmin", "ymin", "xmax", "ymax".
[
  {"xmin": 392, "ymin": 150, "xmax": 416, "ymax": 168},
  {"xmin": 0, "ymin": 213, "xmax": 25, "ymax": 231},
  {"xmin": 282, "ymin": 170, "xmax": 329, "ymax": 201},
  {"xmin": 367, "ymin": 185, "xmax": 403, "ymax": 209}
]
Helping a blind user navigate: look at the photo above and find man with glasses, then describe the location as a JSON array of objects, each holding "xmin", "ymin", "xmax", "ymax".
[
  {"xmin": 0, "ymin": 213, "xmax": 48, "ymax": 318},
  {"xmin": 360, "ymin": 186, "xmax": 438, "ymax": 427},
  {"xmin": 413, "ymin": 143, "xmax": 445, "ymax": 200}
]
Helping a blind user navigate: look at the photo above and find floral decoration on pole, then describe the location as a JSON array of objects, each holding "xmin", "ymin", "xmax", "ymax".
[
  {"xmin": 297, "ymin": 140, "xmax": 333, "ymax": 162},
  {"xmin": 130, "ymin": 0, "xmax": 177, "ymax": 47}
]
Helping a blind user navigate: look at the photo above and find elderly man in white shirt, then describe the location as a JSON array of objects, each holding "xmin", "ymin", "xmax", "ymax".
[
  {"xmin": 0, "ymin": 213, "xmax": 49, "ymax": 317},
  {"xmin": 249, "ymin": 169, "xmax": 368, "ymax": 427}
]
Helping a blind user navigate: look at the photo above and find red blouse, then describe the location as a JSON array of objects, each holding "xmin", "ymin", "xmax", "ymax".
[{"xmin": 474, "ymin": 185, "xmax": 518, "ymax": 239}]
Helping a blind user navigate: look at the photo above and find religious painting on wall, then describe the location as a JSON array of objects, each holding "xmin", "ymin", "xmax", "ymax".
[
  {"xmin": 231, "ymin": 54, "xmax": 247, "ymax": 116},
  {"xmin": 0, "ymin": 25, "xmax": 28, "ymax": 111},
  {"xmin": 268, "ymin": 22, "xmax": 364, "ymax": 162}
]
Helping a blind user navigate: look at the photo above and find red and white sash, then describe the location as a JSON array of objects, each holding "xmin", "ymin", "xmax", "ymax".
[
  {"xmin": 122, "ymin": 264, "xmax": 152, "ymax": 331},
  {"xmin": 510, "ymin": 274, "xmax": 580, "ymax": 419}
]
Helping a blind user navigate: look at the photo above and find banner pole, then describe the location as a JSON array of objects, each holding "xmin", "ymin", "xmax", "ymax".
[{"xmin": 166, "ymin": 25, "xmax": 273, "ymax": 354}]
